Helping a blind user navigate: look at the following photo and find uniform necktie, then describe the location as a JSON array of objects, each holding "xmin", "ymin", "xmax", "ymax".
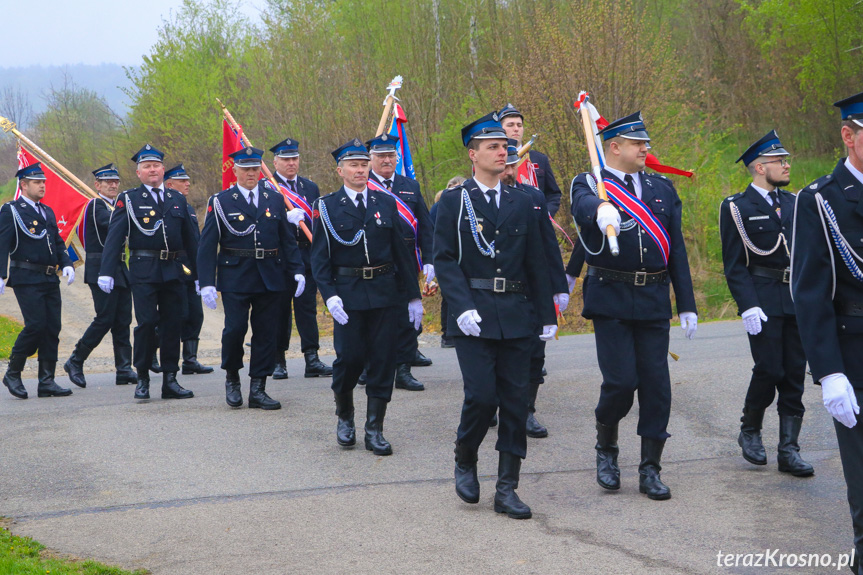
[
  {"xmin": 624, "ymin": 174, "xmax": 636, "ymax": 197},
  {"xmin": 769, "ymin": 191, "xmax": 780, "ymax": 218},
  {"xmin": 487, "ymin": 189, "xmax": 499, "ymax": 218},
  {"xmin": 384, "ymin": 179, "xmax": 393, "ymax": 190},
  {"xmin": 357, "ymin": 193, "xmax": 366, "ymax": 219},
  {"xmin": 153, "ymin": 189, "xmax": 162, "ymax": 209},
  {"xmin": 248, "ymin": 190, "xmax": 255, "ymax": 207},
  {"xmin": 36, "ymin": 202, "xmax": 46, "ymax": 219},
  {"xmin": 289, "ymin": 180, "xmax": 297, "ymax": 193}
]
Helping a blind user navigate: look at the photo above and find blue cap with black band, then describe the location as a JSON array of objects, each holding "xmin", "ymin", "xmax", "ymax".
[
  {"xmin": 736, "ymin": 130, "xmax": 789, "ymax": 165},
  {"xmin": 331, "ymin": 138, "xmax": 370, "ymax": 163},
  {"xmin": 598, "ymin": 111, "xmax": 651, "ymax": 142},
  {"xmin": 92, "ymin": 163, "xmax": 120, "ymax": 180},
  {"xmin": 131, "ymin": 144, "xmax": 164, "ymax": 164},
  {"xmin": 461, "ymin": 112, "xmax": 508, "ymax": 147},
  {"xmin": 16, "ymin": 163, "xmax": 46, "ymax": 181},
  {"xmin": 835, "ymin": 92, "xmax": 863, "ymax": 127}
]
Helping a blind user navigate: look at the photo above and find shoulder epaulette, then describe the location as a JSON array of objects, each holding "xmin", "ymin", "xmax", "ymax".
[
  {"xmin": 804, "ymin": 174, "xmax": 833, "ymax": 191},
  {"xmin": 724, "ymin": 191, "xmax": 744, "ymax": 202}
]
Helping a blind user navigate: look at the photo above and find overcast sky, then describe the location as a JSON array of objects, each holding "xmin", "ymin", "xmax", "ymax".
[{"xmin": 0, "ymin": 0, "xmax": 263, "ymax": 68}]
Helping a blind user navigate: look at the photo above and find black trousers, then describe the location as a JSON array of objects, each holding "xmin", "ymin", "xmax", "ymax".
[
  {"xmin": 440, "ymin": 292, "xmax": 448, "ymax": 334},
  {"xmin": 331, "ymin": 305, "xmax": 398, "ymax": 401},
  {"xmin": 131, "ymin": 281, "xmax": 184, "ymax": 374},
  {"xmin": 180, "ymin": 280, "xmax": 204, "ymax": 342},
  {"xmin": 276, "ymin": 272, "xmax": 320, "ymax": 354},
  {"xmin": 221, "ymin": 290, "xmax": 280, "ymax": 378},
  {"xmin": 529, "ymin": 336, "xmax": 546, "ymax": 385},
  {"xmin": 744, "ymin": 315, "xmax": 806, "ymax": 416},
  {"xmin": 834, "ymin": 389, "xmax": 863, "ymax": 569},
  {"xmin": 11, "ymin": 282, "xmax": 61, "ymax": 361},
  {"xmin": 454, "ymin": 336, "xmax": 532, "ymax": 458},
  {"xmin": 79, "ymin": 283, "xmax": 132, "ymax": 351},
  {"xmin": 593, "ymin": 317, "xmax": 672, "ymax": 440},
  {"xmin": 395, "ymin": 291, "xmax": 419, "ymax": 364}
]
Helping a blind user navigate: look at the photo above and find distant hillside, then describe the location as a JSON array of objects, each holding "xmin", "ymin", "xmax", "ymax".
[{"xmin": 0, "ymin": 64, "xmax": 134, "ymax": 126}]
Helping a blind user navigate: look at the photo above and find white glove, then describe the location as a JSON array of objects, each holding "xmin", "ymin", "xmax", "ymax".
[
  {"xmin": 423, "ymin": 263, "xmax": 435, "ymax": 283},
  {"xmin": 539, "ymin": 325, "xmax": 558, "ymax": 341},
  {"xmin": 195, "ymin": 280, "xmax": 201, "ymax": 295},
  {"xmin": 286, "ymin": 209, "xmax": 305, "ymax": 226},
  {"xmin": 680, "ymin": 311, "xmax": 698, "ymax": 340},
  {"xmin": 553, "ymin": 293, "xmax": 569, "ymax": 312},
  {"xmin": 294, "ymin": 274, "xmax": 306, "ymax": 297},
  {"xmin": 326, "ymin": 295, "xmax": 349, "ymax": 325},
  {"xmin": 98, "ymin": 276, "xmax": 114, "ymax": 293},
  {"xmin": 408, "ymin": 298, "xmax": 424, "ymax": 330},
  {"xmin": 596, "ymin": 203, "xmax": 621, "ymax": 236},
  {"xmin": 201, "ymin": 285, "xmax": 218, "ymax": 310},
  {"xmin": 821, "ymin": 373, "xmax": 860, "ymax": 429},
  {"xmin": 0, "ymin": 277, "xmax": 5, "ymax": 295},
  {"xmin": 457, "ymin": 309, "xmax": 482, "ymax": 337},
  {"xmin": 566, "ymin": 273, "xmax": 577, "ymax": 293},
  {"xmin": 741, "ymin": 306, "xmax": 767, "ymax": 336},
  {"xmin": 62, "ymin": 266, "xmax": 75, "ymax": 285}
]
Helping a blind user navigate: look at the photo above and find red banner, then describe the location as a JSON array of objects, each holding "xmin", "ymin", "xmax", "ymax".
[
  {"xmin": 16, "ymin": 145, "xmax": 88, "ymax": 243},
  {"xmin": 221, "ymin": 119, "xmax": 244, "ymax": 190}
]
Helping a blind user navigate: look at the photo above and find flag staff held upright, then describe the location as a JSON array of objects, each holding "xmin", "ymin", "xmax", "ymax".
[
  {"xmin": 573, "ymin": 93, "xmax": 619, "ymax": 256},
  {"xmin": 375, "ymin": 75, "xmax": 403, "ymax": 137}
]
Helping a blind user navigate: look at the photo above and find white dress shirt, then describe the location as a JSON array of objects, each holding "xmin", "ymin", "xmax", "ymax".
[
  {"xmin": 343, "ymin": 186, "xmax": 368, "ymax": 208},
  {"xmin": 474, "ymin": 179, "xmax": 502, "ymax": 208},
  {"xmin": 605, "ymin": 166, "xmax": 643, "ymax": 200}
]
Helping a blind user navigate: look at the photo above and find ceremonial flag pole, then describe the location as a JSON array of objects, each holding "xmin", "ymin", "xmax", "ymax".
[
  {"xmin": 216, "ymin": 99, "xmax": 312, "ymax": 242},
  {"xmin": 375, "ymin": 76, "xmax": 403, "ymax": 137}
]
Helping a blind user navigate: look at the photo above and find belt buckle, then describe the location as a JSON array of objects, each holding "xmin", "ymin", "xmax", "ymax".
[
  {"xmin": 362, "ymin": 267, "xmax": 374, "ymax": 280},
  {"xmin": 782, "ymin": 267, "xmax": 790, "ymax": 284},
  {"xmin": 255, "ymin": 248, "xmax": 265, "ymax": 260},
  {"xmin": 45, "ymin": 266, "xmax": 54, "ymax": 276},
  {"xmin": 634, "ymin": 271, "xmax": 647, "ymax": 287},
  {"xmin": 493, "ymin": 277, "xmax": 506, "ymax": 293},
  {"xmin": 159, "ymin": 250, "xmax": 170, "ymax": 261}
]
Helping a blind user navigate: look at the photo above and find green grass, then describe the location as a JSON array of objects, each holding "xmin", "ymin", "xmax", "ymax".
[
  {"xmin": 0, "ymin": 315, "xmax": 23, "ymax": 359},
  {"xmin": 0, "ymin": 179, "xmax": 16, "ymax": 203},
  {"xmin": 0, "ymin": 522, "xmax": 148, "ymax": 574}
]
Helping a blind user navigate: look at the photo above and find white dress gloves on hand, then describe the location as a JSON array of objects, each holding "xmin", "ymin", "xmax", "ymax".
[
  {"xmin": 408, "ymin": 298, "xmax": 424, "ymax": 330},
  {"xmin": 457, "ymin": 309, "xmax": 482, "ymax": 337},
  {"xmin": 596, "ymin": 204, "xmax": 621, "ymax": 236},
  {"xmin": 97, "ymin": 276, "xmax": 114, "ymax": 293},
  {"xmin": 423, "ymin": 264, "xmax": 435, "ymax": 283},
  {"xmin": 326, "ymin": 296, "xmax": 349, "ymax": 325},
  {"xmin": 62, "ymin": 266, "xmax": 75, "ymax": 285},
  {"xmin": 566, "ymin": 274, "xmax": 577, "ymax": 294},
  {"xmin": 201, "ymin": 286, "xmax": 218, "ymax": 310},
  {"xmin": 680, "ymin": 312, "xmax": 698, "ymax": 340},
  {"xmin": 286, "ymin": 209, "xmax": 305, "ymax": 226},
  {"xmin": 294, "ymin": 274, "xmax": 306, "ymax": 297},
  {"xmin": 539, "ymin": 325, "xmax": 558, "ymax": 341},
  {"xmin": 741, "ymin": 306, "xmax": 768, "ymax": 336},
  {"xmin": 821, "ymin": 373, "xmax": 860, "ymax": 429},
  {"xmin": 553, "ymin": 293, "xmax": 569, "ymax": 312}
]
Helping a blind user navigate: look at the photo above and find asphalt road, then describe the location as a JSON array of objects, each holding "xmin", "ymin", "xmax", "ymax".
[{"xmin": 0, "ymin": 321, "xmax": 854, "ymax": 574}]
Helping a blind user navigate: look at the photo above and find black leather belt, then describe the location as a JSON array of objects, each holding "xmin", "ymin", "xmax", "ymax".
[
  {"xmin": 129, "ymin": 249, "xmax": 186, "ymax": 261},
  {"xmin": 836, "ymin": 299, "xmax": 863, "ymax": 317},
  {"xmin": 469, "ymin": 278, "xmax": 526, "ymax": 293},
  {"xmin": 86, "ymin": 252, "xmax": 126, "ymax": 262},
  {"xmin": 587, "ymin": 265, "xmax": 667, "ymax": 286},
  {"xmin": 749, "ymin": 265, "xmax": 790, "ymax": 284},
  {"xmin": 10, "ymin": 261, "xmax": 56, "ymax": 275},
  {"xmin": 336, "ymin": 263, "xmax": 393, "ymax": 279},
  {"xmin": 223, "ymin": 248, "xmax": 279, "ymax": 259}
]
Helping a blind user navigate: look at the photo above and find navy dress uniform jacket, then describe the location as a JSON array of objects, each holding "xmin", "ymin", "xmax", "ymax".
[
  {"xmin": 369, "ymin": 172, "xmax": 434, "ymax": 268},
  {"xmin": 311, "ymin": 187, "xmax": 421, "ymax": 310},
  {"xmin": 197, "ymin": 182, "xmax": 304, "ymax": 293},
  {"xmin": 529, "ymin": 150, "xmax": 562, "ymax": 216},
  {"xmin": 0, "ymin": 199, "xmax": 72, "ymax": 285},
  {"xmin": 515, "ymin": 183, "xmax": 568, "ymax": 295},
  {"xmin": 274, "ymin": 172, "xmax": 319, "ymax": 270},
  {"xmin": 720, "ymin": 185, "xmax": 796, "ymax": 316},
  {"xmin": 99, "ymin": 185, "xmax": 199, "ymax": 284},
  {"xmin": 433, "ymin": 178, "xmax": 557, "ymax": 339},
  {"xmin": 792, "ymin": 160, "xmax": 863, "ymax": 387},
  {"xmin": 570, "ymin": 170, "xmax": 697, "ymax": 320},
  {"xmin": 81, "ymin": 197, "xmax": 130, "ymax": 288}
]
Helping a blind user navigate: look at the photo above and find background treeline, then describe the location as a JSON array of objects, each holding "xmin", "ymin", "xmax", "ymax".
[{"xmin": 0, "ymin": 0, "xmax": 860, "ymax": 322}]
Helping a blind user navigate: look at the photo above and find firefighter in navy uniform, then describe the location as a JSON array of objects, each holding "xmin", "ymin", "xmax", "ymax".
[
  {"xmin": 570, "ymin": 111, "xmax": 698, "ymax": 501},
  {"xmin": 268, "ymin": 138, "xmax": 332, "ymax": 380},
  {"xmin": 719, "ymin": 131, "xmax": 813, "ymax": 476},
  {"xmin": 434, "ymin": 113, "xmax": 557, "ymax": 519},
  {"xmin": 791, "ymin": 92, "xmax": 863, "ymax": 575},
  {"xmin": 64, "ymin": 164, "xmax": 136, "ymax": 388},
  {"xmin": 311, "ymin": 139, "xmax": 422, "ymax": 456},
  {"xmin": 499, "ymin": 103, "xmax": 563, "ymax": 216},
  {"xmin": 500, "ymin": 140, "xmax": 569, "ymax": 438},
  {"xmin": 163, "ymin": 163, "xmax": 213, "ymax": 375},
  {"xmin": 197, "ymin": 147, "xmax": 305, "ymax": 409},
  {"xmin": 98, "ymin": 144, "xmax": 200, "ymax": 401},
  {"xmin": 366, "ymin": 133, "xmax": 435, "ymax": 391},
  {"xmin": 0, "ymin": 163, "xmax": 76, "ymax": 399}
]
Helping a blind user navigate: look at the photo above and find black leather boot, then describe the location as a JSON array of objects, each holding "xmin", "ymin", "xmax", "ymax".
[
  {"xmin": 595, "ymin": 420, "xmax": 620, "ymax": 490},
  {"xmin": 440, "ymin": 336, "xmax": 455, "ymax": 348},
  {"xmin": 335, "ymin": 392, "xmax": 356, "ymax": 446},
  {"xmin": 738, "ymin": 407, "xmax": 767, "ymax": 465},
  {"xmin": 114, "ymin": 346, "xmax": 137, "ymax": 385},
  {"xmin": 3, "ymin": 353, "xmax": 28, "ymax": 399},
  {"xmin": 225, "ymin": 370, "xmax": 242, "ymax": 408},
  {"xmin": 37, "ymin": 360, "xmax": 72, "ymax": 397},
  {"xmin": 639, "ymin": 437, "xmax": 671, "ymax": 500},
  {"xmin": 490, "ymin": 412, "xmax": 498, "ymax": 427},
  {"xmin": 161, "ymin": 372, "xmax": 194, "ymax": 399},
  {"xmin": 526, "ymin": 382, "xmax": 548, "ymax": 438},
  {"xmin": 364, "ymin": 397, "xmax": 392, "ymax": 455},
  {"xmin": 304, "ymin": 350, "xmax": 333, "ymax": 377},
  {"xmin": 395, "ymin": 363, "xmax": 424, "ymax": 391},
  {"xmin": 412, "ymin": 349, "xmax": 433, "ymax": 367},
  {"xmin": 493, "ymin": 452, "xmax": 532, "ymax": 519},
  {"xmin": 777, "ymin": 415, "xmax": 815, "ymax": 477},
  {"xmin": 63, "ymin": 342, "xmax": 92, "ymax": 388},
  {"xmin": 150, "ymin": 350, "xmax": 162, "ymax": 373},
  {"xmin": 272, "ymin": 350, "xmax": 288, "ymax": 380},
  {"xmin": 181, "ymin": 339, "xmax": 214, "ymax": 374},
  {"xmin": 134, "ymin": 372, "xmax": 150, "ymax": 399},
  {"xmin": 248, "ymin": 377, "xmax": 281, "ymax": 410},
  {"xmin": 357, "ymin": 368, "xmax": 367, "ymax": 386},
  {"xmin": 454, "ymin": 442, "xmax": 480, "ymax": 504}
]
